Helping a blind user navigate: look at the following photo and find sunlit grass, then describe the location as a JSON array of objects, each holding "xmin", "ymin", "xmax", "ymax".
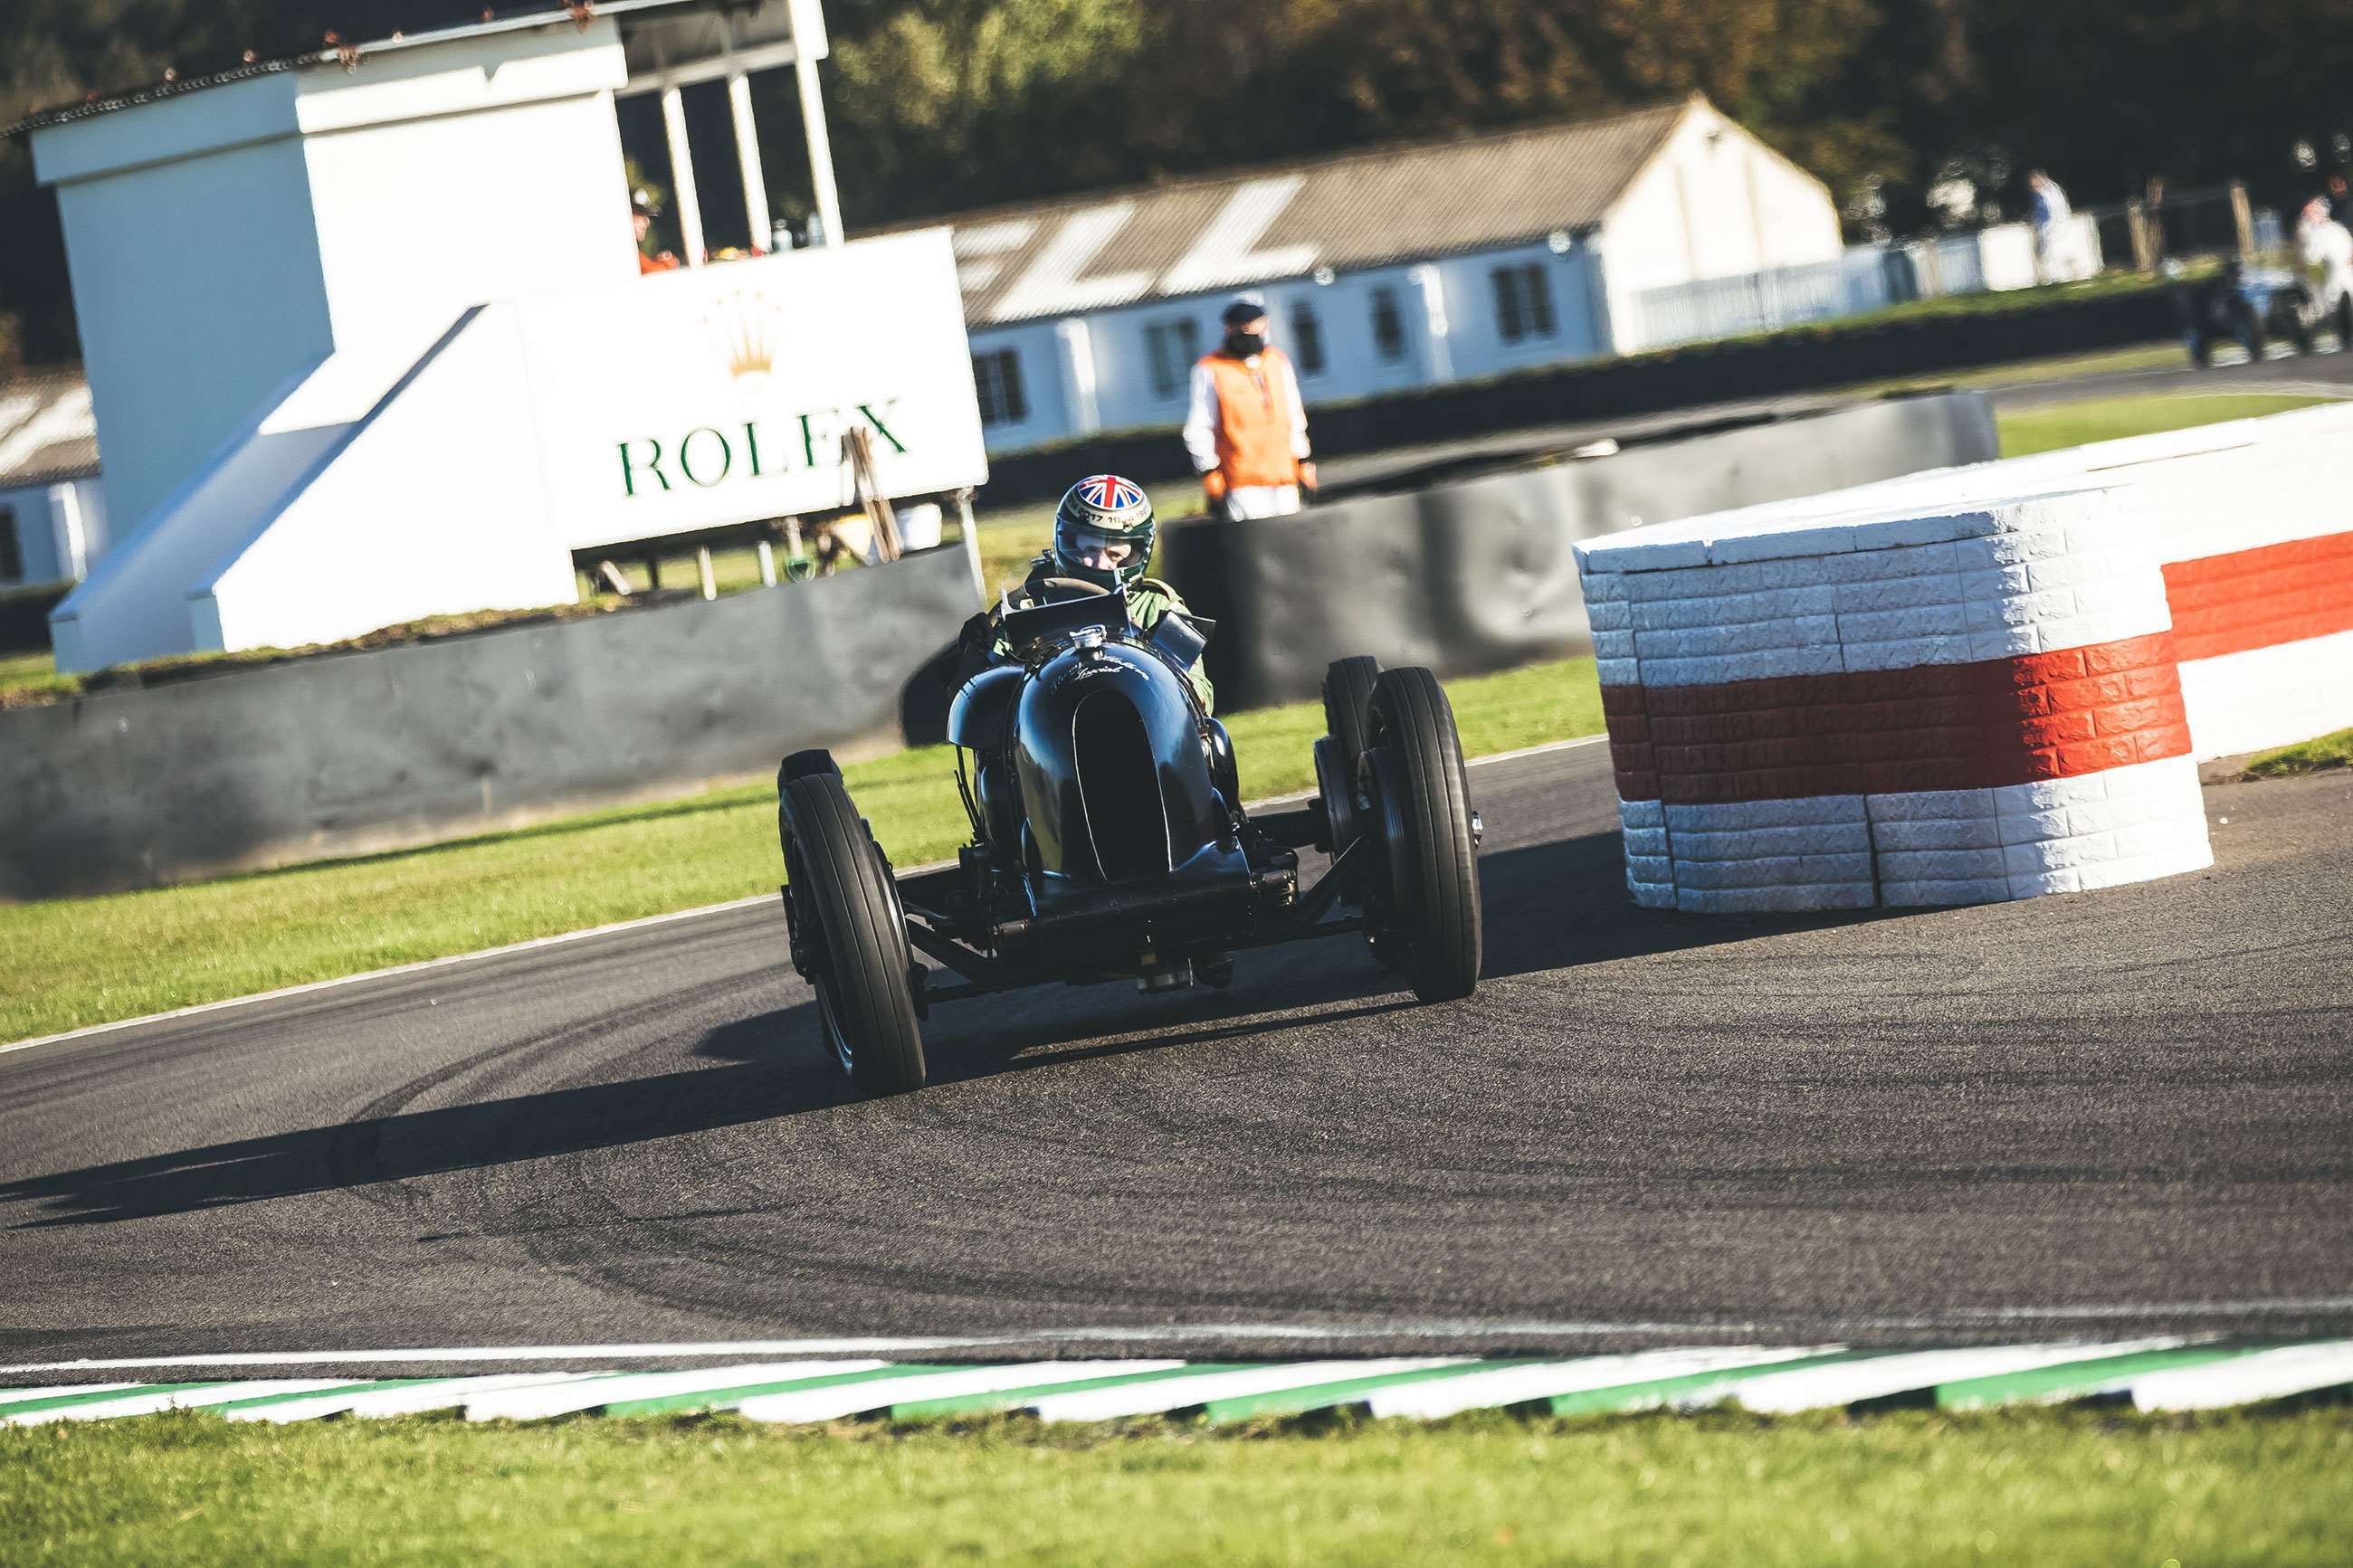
[
  {"xmin": 1, "ymin": 1405, "xmax": 2346, "ymax": 1567},
  {"xmin": 0, "ymin": 658, "xmax": 1601, "ymax": 1042}
]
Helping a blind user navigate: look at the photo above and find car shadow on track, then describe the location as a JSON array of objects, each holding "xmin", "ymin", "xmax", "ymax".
[
  {"xmin": 1478, "ymin": 831, "xmax": 1895, "ymax": 980},
  {"xmin": 2, "ymin": 831, "xmax": 1889, "ymax": 1231}
]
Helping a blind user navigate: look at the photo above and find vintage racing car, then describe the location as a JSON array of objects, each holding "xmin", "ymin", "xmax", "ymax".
[
  {"xmin": 775, "ymin": 580, "xmax": 1483, "ymax": 1094},
  {"xmin": 2173, "ymin": 256, "xmax": 2353, "ymax": 366}
]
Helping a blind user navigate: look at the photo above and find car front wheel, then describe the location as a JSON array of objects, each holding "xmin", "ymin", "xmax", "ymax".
[
  {"xmin": 779, "ymin": 771, "xmax": 927, "ymax": 1095},
  {"xmin": 1361, "ymin": 667, "xmax": 1481, "ymax": 1003}
]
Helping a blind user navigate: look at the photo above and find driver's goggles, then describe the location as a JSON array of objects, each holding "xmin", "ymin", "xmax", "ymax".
[{"xmin": 1065, "ymin": 527, "xmax": 1140, "ymax": 561}]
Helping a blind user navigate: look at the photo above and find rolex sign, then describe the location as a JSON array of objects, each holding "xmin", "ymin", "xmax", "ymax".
[{"xmin": 519, "ymin": 228, "xmax": 988, "ymax": 551}]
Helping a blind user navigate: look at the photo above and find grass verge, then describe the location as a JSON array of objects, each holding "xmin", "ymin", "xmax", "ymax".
[
  {"xmin": 2, "ymin": 1406, "xmax": 2347, "ymax": 1566},
  {"xmin": 1992, "ymin": 392, "xmax": 2333, "ymax": 457},
  {"xmin": 2239, "ymin": 727, "xmax": 2353, "ymax": 779},
  {"xmin": 0, "ymin": 657, "xmax": 1602, "ymax": 1043}
]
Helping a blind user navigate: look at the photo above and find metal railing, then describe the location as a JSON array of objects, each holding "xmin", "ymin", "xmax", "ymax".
[{"xmin": 1633, "ymin": 183, "xmax": 2260, "ymax": 351}]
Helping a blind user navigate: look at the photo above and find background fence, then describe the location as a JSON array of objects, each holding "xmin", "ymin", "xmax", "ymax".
[{"xmin": 1633, "ymin": 183, "xmax": 2257, "ymax": 352}]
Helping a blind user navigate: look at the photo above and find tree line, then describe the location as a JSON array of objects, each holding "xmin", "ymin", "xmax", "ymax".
[{"xmin": 5, "ymin": 0, "xmax": 2353, "ymax": 363}]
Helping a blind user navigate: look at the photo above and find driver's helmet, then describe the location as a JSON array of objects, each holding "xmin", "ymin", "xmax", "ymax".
[{"xmin": 1052, "ymin": 473, "xmax": 1156, "ymax": 593}]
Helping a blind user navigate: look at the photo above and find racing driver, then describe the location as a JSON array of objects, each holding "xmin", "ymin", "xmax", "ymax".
[{"xmin": 958, "ymin": 474, "xmax": 1213, "ymax": 711}]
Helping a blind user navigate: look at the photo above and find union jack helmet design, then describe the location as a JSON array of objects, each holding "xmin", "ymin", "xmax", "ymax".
[{"xmin": 1053, "ymin": 472, "xmax": 1157, "ymax": 592}]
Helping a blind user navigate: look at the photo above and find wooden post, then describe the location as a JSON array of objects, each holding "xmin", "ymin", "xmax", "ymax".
[
  {"xmin": 2230, "ymin": 180, "xmax": 2254, "ymax": 259},
  {"xmin": 956, "ymin": 487, "xmax": 985, "ymax": 604},
  {"xmin": 696, "ymin": 545, "xmax": 718, "ymax": 600},
  {"xmin": 757, "ymin": 538, "xmax": 778, "ymax": 585},
  {"xmin": 843, "ymin": 426, "xmax": 903, "ymax": 560}
]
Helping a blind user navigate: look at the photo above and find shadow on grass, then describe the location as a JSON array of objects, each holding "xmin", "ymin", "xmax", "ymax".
[{"xmin": 3, "ymin": 831, "xmax": 1891, "ymax": 1230}]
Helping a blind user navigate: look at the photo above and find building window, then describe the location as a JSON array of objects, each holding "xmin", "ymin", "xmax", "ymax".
[
  {"xmin": 1289, "ymin": 301, "xmax": 1326, "ymax": 375},
  {"xmin": 1369, "ymin": 286, "xmax": 1406, "ymax": 362},
  {"xmin": 1491, "ymin": 262, "xmax": 1557, "ymax": 343},
  {"xmin": 971, "ymin": 348, "xmax": 1027, "ymax": 427},
  {"xmin": 0, "ymin": 506, "xmax": 19, "ymax": 582},
  {"xmin": 1145, "ymin": 318, "xmax": 1200, "ymax": 399}
]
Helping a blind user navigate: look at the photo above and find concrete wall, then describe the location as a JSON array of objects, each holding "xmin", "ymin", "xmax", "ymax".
[{"xmin": 1, "ymin": 545, "xmax": 981, "ymax": 900}]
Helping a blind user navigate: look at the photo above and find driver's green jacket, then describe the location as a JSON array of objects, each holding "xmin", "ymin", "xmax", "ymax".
[{"xmin": 996, "ymin": 553, "xmax": 1215, "ymax": 712}]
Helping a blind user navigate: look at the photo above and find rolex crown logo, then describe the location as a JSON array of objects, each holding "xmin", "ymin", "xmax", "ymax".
[{"xmin": 708, "ymin": 290, "xmax": 780, "ymax": 383}]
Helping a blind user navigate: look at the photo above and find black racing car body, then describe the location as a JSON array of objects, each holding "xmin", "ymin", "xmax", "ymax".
[{"xmin": 775, "ymin": 584, "xmax": 1483, "ymax": 1094}]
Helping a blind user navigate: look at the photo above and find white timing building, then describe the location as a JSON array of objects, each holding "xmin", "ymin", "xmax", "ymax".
[{"xmin": 10, "ymin": 0, "xmax": 985, "ymax": 675}]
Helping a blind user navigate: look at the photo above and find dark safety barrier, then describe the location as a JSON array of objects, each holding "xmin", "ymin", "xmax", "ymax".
[
  {"xmin": 986, "ymin": 288, "xmax": 2167, "ymax": 502},
  {"xmin": 0, "ymin": 546, "xmax": 980, "ymax": 899},
  {"xmin": 1158, "ymin": 392, "xmax": 1998, "ymax": 711}
]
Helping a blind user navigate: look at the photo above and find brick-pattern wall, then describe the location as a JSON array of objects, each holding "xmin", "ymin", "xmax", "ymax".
[{"xmin": 1578, "ymin": 487, "xmax": 2213, "ymax": 913}]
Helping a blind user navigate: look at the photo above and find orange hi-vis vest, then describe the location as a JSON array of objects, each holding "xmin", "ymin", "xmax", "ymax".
[{"xmin": 1200, "ymin": 346, "xmax": 1301, "ymax": 489}]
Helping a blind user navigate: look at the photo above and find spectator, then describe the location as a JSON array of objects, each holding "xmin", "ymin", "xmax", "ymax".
[
  {"xmin": 1184, "ymin": 297, "xmax": 1316, "ymax": 520},
  {"xmin": 2028, "ymin": 169, "xmax": 2084, "ymax": 281},
  {"xmin": 633, "ymin": 189, "xmax": 680, "ymax": 274},
  {"xmin": 2328, "ymin": 174, "xmax": 2353, "ymax": 229},
  {"xmin": 2296, "ymin": 196, "xmax": 2353, "ymax": 319}
]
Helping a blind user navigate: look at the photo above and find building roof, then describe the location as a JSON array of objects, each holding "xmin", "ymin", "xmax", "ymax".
[
  {"xmin": 911, "ymin": 100, "xmax": 1695, "ymax": 328},
  {"xmin": 1, "ymin": 0, "xmax": 785, "ymax": 139},
  {"xmin": 0, "ymin": 366, "xmax": 100, "ymax": 489}
]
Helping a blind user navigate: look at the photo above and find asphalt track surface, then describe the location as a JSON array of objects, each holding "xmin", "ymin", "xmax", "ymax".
[{"xmin": 4, "ymin": 743, "xmax": 2348, "ymax": 1377}]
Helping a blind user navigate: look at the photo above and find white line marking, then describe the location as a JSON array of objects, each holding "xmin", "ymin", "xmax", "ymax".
[
  {"xmin": 464, "ymin": 1361, "xmax": 885, "ymax": 1422},
  {"xmin": 739, "ymin": 1361, "xmax": 1186, "ymax": 1423},
  {"xmin": 2129, "ymin": 1341, "xmax": 2353, "ymax": 1411},
  {"xmin": 1727, "ymin": 1340, "xmax": 2179, "ymax": 1413},
  {"xmin": 1365, "ymin": 1347, "xmax": 1831, "ymax": 1419},
  {"xmin": 0, "ymin": 734, "xmax": 1609, "ymax": 1059},
  {"xmin": 228, "ymin": 1373, "xmax": 595, "ymax": 1424},
  {"xmin": 7, "ymin": 1300, "xmax": 2351, "ymax": 1377},
  {"xmin": 1032, "ymin": 1359, "xmax": 1468, "ymax": 1421}
]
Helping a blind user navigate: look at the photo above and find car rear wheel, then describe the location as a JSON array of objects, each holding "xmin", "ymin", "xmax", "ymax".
[
  {"xmin": 779, "ymin": 771, "xmax": 927, "ymax": 1095},
  {"xmin": 1363, "ymin": 667, "xmax": 1481, "ymax": 1003}
]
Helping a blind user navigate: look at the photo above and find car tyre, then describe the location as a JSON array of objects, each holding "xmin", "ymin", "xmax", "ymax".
[
  {"xmin": 781, "ymin": 748, "xmax": 841, "ymax": 784},
  {"xmin": 2232, "ymin": 299, "xmax": 2264, "ymax": 363},
  {"xmin": 779, "ymin": 772, "xmax": 927, "ymax": 1095},
  {"xmin": 1363, "ymin": 667, "xmax": 1481, "ymax": 1003}
]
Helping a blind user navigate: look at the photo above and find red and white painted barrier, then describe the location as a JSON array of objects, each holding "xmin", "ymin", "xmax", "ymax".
[
  {"xmin": 1581, "ymin": 486, "xmax": 2211, "ymax": 911},
  {"xmin": 2071, "ymin": 404, "xmax": 2353, "ymax": 760},
  {"xmin": 1577, "ymin": 399, "xmax": 2353, "ymax": 911}
]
